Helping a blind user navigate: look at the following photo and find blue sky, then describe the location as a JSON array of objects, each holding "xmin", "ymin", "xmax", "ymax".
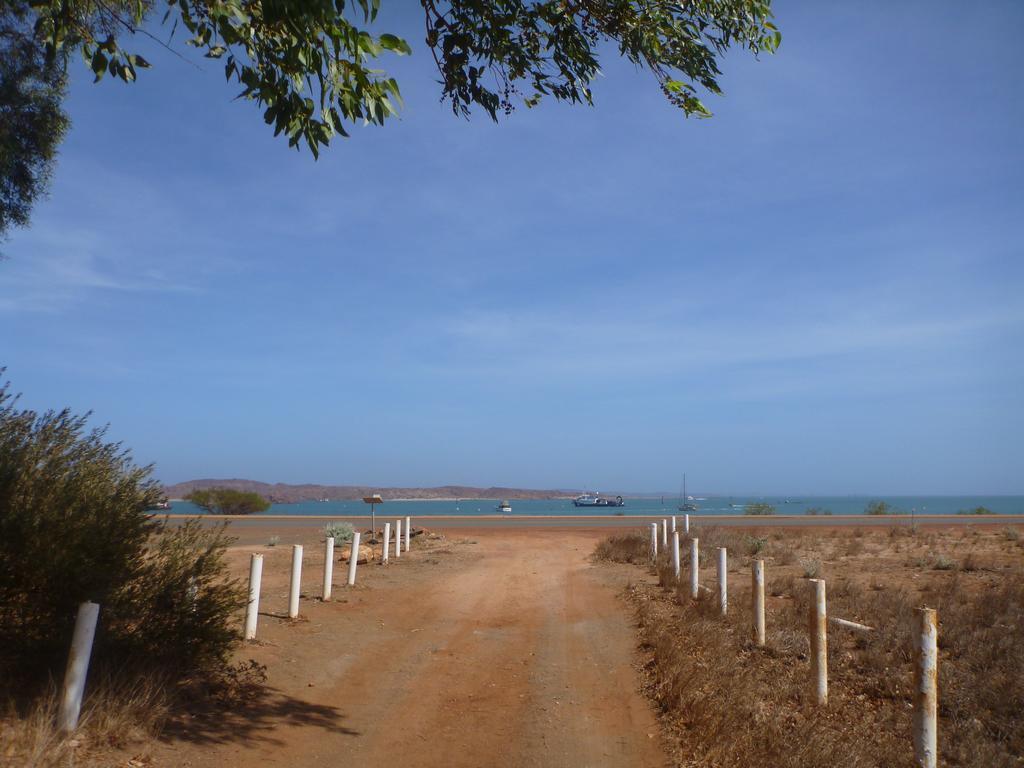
[{"xmin": 2, "ymin": 1, "xmax": 1022, "ymax": 494}]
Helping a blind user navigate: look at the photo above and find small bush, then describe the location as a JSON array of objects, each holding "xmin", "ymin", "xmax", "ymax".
[
  {"xmin": 805, "ymin": 507, "xmax": 832, "ymax": 516},
  {"xmin": 745, "ymin": 535, "xmax": 768, "ymax": 556},
  {"xmin": 931, "ymin": 553, "xmax": 956, "ymax": 571},
  {"xmin": 323, "ymin": 521, "xmax": 354, "ymax": 543},
  {"xmin": 957, "ymin": 506, "xmax": 993, "ymax": 515},
  {"xmin": 865, "ymin": 500, "xmax": 893, "ymax": 515},
  {"xmin": 1003, "ymin": 527, "xmax": 1020, "ymax": 542},
  {"xmin": 744, "ymin": 502, "xmax": 776, "ymax": 516},
  {"xmin": 800, "ymin": 557, "xmax": 821, "ymax": 578},
  {"xmin": 267, "ymin": 535, "xmax": 280, "ymax": 547}
]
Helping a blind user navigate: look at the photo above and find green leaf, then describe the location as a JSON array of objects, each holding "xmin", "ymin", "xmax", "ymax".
[
  {"xmin": 379, "ymin": 34, "xmax": 411, "ymax": 55},
  {"xmin": 91, "ymin": 50, "xmax": 108, "ymax": 82}
]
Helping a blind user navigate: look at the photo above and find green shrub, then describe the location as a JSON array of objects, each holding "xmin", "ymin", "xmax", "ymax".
[
  {"xmin": 0, "ymin": 376, "xmax": 241, "ymax": 693},
  {"xmin": 956, "ymin": 506, "xmax": 993, "ymax": 515},
  {"xmin": 323, "ymin": 521, "xmax": 354, "ymax": 543},
  {"xmin": 865, "ymin": 500, "xmax": 893, "ymax": 515},
  {"xmin": 805, "ymin": 507, "xmax": 833, "ymax": 516},
  {"xmin": 745, "ymin": 535, "xmax": 768, "ymax": 555},
  {"xmin": 186, "ymin": 487, "xmax": 270, "ymax": 515},
  {"xmin": 744, "ymin": 502, "xmax": 776, "ymax": 516},
  {"xmin": 108, "ymin": 520, "xmax": 243, "ymax": 672}
]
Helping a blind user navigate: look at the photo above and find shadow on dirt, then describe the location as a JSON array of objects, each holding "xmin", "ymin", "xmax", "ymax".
[{"xmin": 160, "ymin": 685, "xmax": 359, "ymax": 747}]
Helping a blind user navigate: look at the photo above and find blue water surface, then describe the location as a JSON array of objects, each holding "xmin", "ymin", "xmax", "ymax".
[{"xmin": 167, "ymin": 495, "xmax": 1024, "ymax": 517}]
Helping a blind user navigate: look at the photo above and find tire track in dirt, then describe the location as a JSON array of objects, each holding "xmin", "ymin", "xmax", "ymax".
[{"xmin": 156, "ymin": 530, "xmax": 665, "ymax": 768}]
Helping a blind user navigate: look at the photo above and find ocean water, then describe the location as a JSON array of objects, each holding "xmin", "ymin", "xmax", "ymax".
[{"xmin": 166, "ymin": 495, "xmax": 1024, "ymax": 517}]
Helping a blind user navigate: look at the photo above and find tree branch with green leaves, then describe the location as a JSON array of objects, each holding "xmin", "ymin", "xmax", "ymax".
[{"xmin": 3, "ymin": 0, "xmax": 778, "ymax": 238}]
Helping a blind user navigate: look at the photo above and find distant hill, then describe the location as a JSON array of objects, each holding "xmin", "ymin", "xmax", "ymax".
[{"xmin": 162, "ymin": 478, "xmax": 584, "ymax": 504}]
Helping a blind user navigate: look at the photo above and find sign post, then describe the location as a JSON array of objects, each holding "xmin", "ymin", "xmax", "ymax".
[{"xmin": 362, "ymin": 494, "xmax": 384, "ymax": 559}]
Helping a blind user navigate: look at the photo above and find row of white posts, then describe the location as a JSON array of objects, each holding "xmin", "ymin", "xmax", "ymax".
[
  {"xmin": 57, "ymin": 517, "xmax": 415, "ymax": 733},
  {"xmin": 246, "ymin": 516, "xmax": 413, "ymax": 638},
  {"xmin": 649, "ymin": 517, "xmax": 939, "ymax": 768}
]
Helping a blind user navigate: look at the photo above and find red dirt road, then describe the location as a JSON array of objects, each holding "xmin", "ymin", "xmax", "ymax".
[{"xmin": 152, "ymin": 529, "xmax": 665, "ymax": 768}]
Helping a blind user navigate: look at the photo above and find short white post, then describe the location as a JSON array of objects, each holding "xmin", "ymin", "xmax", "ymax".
[
  {"xmin": 752, "ymin": 559, "xmax": 766, "ymax": 646},
  {"xmin": 913, "ymin": 607, "xmax": 938, "ymax": 768},
  {"xmin": 672, "ymin": 532, "xmax": 681, "ymax": 580},
  {"xmin": 383, "ymin": 522, "xmax": 391, "ymax": 563},
  {"xmin": 395, "ymin": 519, "xmax": 403, "ymax": 557},
  {"xmin": 684, "ymin": 513, "xmax": 690, "ymax": 534},
  {"xmin": 288, "ymin": 544, "xmax": 303, "ymax": 619},
  {"xmin": 322, "ymin": 537, "xmax": 335, "ymax": 601},
  {"xmin": 244, "ymin": 553, "xmax": 263, "ymax": 640},
  {"xmin": 405, "ymin": 516, "xmax": 412, "ymax": 550},
  {"xmin": 662, "ymin": 519, "xmax": 668, "ymax": 548},
  {"xmin": 671, "ymin": 515, "xmax": 676, "ymax": 532},
  {"xmin": 717, "ymin": 547, "xmax": 728, "ymax": 615},
  {"xmin": 649, "ymin": 523, "xmax": 658, "ymax": 562},
  {"xmin": 347, "ymin": 532, "xmax": 361, "ymax": 586},
  {"xmin": 57, "ymin": 601, "xmax": 100, "ymax": 732},
  {"xmin": 689, "ymin": 537, "xmax": 699, "ymax": 599},
  {"xmin": 809, "ymin": 578, "xmax": 828, "ymax": 706}
]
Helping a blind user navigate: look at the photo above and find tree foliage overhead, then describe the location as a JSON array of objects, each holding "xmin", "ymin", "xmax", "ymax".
[
  {"xmin": 1, "ymin": 0, "xmax": 778, "ymax": 238},
  {"xmin": 0, "ymin": 3, "xmax": 69, "ymax": 237}
]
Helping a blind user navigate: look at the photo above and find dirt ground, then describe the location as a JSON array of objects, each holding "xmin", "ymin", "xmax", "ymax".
[{"xmin": 140, "ymin": 525, "xmax": 666, "ymax": 768}]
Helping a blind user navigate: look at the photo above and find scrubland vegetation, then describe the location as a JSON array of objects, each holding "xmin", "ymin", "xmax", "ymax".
[
  {"xmin": 597, "ymin": 524, "xmax": 1024, "ymax": 767},
  {"xmin": 0, "ymin": 377, "xmax": 252, "ymax": 767}
]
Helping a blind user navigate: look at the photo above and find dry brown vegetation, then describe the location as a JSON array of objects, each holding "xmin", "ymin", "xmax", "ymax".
[{"xmin": 597, "ymin": 524, "xmax": 1024, "ymax": 768}]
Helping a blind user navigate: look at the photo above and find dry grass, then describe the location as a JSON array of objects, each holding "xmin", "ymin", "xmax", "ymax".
[
  {"xmin": 1, "ymin": 660, "xmax": 267, "ymax": 767},
  {"xmin": 602, "ymin": 524, "xmax": 1024, "ymax": 768},
  {"xmin": 593, "ymin": 532, "xmax": 651, "ymax": 565},
  {"xmin": 1, "ymin": 674, "xmax": 169, "ymax": 768}
]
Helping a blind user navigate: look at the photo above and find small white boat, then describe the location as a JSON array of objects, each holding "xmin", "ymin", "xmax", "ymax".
[{"xmin": 497, "ymin": 500, "xmax": 512, "ymax": 513}]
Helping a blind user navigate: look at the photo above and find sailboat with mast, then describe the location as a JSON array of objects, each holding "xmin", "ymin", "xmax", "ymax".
[{"xmin": 678, "ymin": 474, "xmax": 698, "ymax": 512}]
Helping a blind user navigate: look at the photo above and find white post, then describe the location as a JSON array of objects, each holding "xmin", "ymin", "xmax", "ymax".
[
  {"xmin": 383, "ymin": 522, "xmax": 391, "ymax": 563},
  {"xmin": 689, "ymin": 537, "xmax": 699, "ymax": 599},
  {"xmin": 684, "ymin": 514, "xmax": 690, "ymax": 534},
  {"xmin": 672, "ymin": 531, "xmax": 681, "ymax": 580},
  {"xmin": 671, "ymin": 515, "xmax": 676, "ymax": 532},
  {"xmin": 809, "ymin": 578, "xmax": 828, "ymax": 706},
  {"xmin": 395, "ymin": 519, "xmax": 403, "ymax": 557},
  {"xmin": 322, "ymin": 537, "xmax": 335, "ymax": 601},
  {"xmin": 321, "ymin": 536, "xmax": 333, "ymax": 598},
  {"xmin": 57, "ymin": 601, "xmax": 100, "ymax": 733},
  {"xmin": 405, "ymin": 516, "xmax": 412, "ymax": 550},
  {"xmin": 662, "ymin": 519, "xmax": 668, "ymax": 548},
  {"xmin": 717, "ymin": 547, "xmax": 728, "ymax": 616},
  {"xmin": 649, "ymin": 523, "xmax": 658, "ymax": 562},
  {"xmin": 347, "ymin": 532, "xmax": 361, "ymax": 586},
  {"xmin": 913, "ymin": 607, "xmax": 938, "ymax": 768},
  {"xmin": 244, "ymin": 553, "xmax": 263, "ymax": 640},
  {"xmin": 288, "ymin": 544, "xmax": 303, "ymax": 619},
  {"xmin": 752, "ymin": 559, "xmax": 766, "ymax": 647}
]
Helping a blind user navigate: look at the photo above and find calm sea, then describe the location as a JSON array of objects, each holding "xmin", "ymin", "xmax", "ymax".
[{"xmin": 167, "ymin": 495, "xmax": 1024, "ymax": 517}]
